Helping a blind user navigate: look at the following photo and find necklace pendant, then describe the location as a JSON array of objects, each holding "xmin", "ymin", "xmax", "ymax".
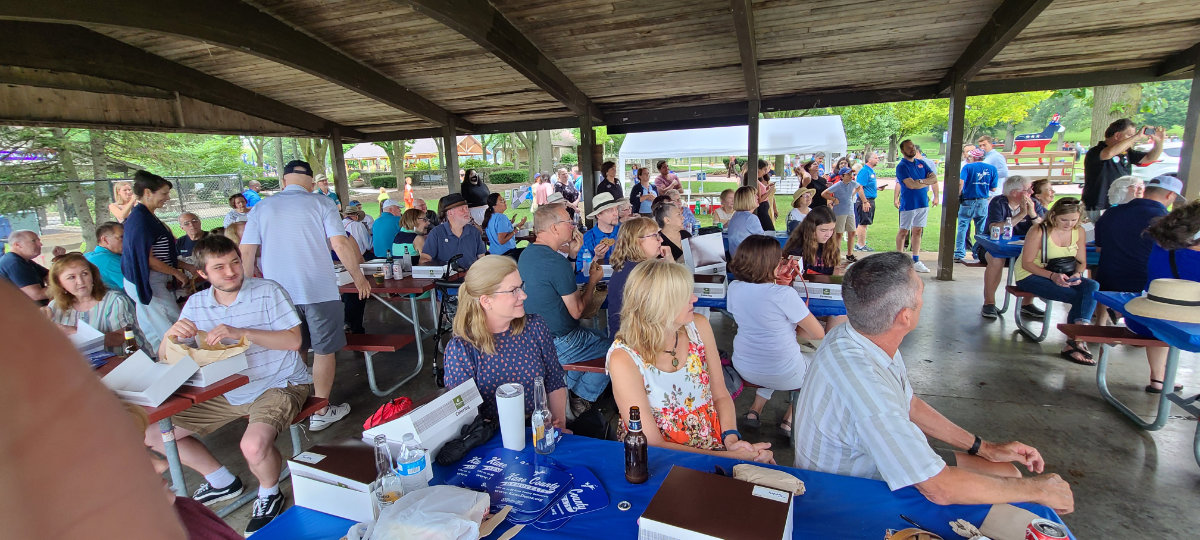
[{"xmin": 671, "ymin": 358, "xmax": 679, "ymax": 368}]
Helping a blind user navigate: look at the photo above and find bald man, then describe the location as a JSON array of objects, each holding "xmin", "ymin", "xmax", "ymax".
[
  {"xmin": 243, "ymin": 180, "xmax": 263, "ymax": 208},
  {"xmin": 0, "ymin": 230, "xmax": 49, "ymax": 302}
]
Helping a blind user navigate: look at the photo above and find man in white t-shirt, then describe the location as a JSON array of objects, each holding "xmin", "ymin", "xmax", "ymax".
[
  {"xmin": 240, "ymin": 160, "xmax": 370, "ymax": 431},
  {"xmin": 150, "ymin": 235, "xmax": 313, "ymax": 535}
]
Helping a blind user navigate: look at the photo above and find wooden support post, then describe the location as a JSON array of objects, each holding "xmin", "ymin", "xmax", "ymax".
[
  {"xmin": 443, "ymin": 119, "xmax": 460, "ymax": 195},
  {"xmin": 579, "ymin": 114, "xmax": 597, "ymax": 219},
  {"xmin": 330, "ymin": 127, "xmax": 350, "ymax": 211},
  {"xmin": 937, "ymin": 78, "xmax": 967, "ymax": 281},
  {"xmin": 1178, "ymin": 49, "xmax": 1200, "ymax": 201},
  {"xmin": 745, "ymin": 100, "xmax": 760, "ymax": 187}
]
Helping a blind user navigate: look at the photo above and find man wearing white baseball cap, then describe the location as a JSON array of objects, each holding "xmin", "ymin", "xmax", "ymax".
[
  {"xmin": 576, "ymin": 193, "xmax": 624, "ymax": 273},
  {"xmin": 372, "ymin": 199, "xmax": 404, "ymax": 258}
]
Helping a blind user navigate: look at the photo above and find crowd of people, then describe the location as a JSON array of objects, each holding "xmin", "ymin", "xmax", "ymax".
[{"xmin": 5, "ymin": 118, "xmax": 1197, "ymax": 536}]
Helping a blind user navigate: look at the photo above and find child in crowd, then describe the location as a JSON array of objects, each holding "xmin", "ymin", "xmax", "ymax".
[
  {"xmin": 714, "ymin": 189, "xmax": 735, "ymax": 226},
  {"xmin": 822, "ymin": 167, "xmax": 869, "ymax": 262},
  {"xmin": 787, "ymin": 188, "xmax": 814, "ymax": 234}
]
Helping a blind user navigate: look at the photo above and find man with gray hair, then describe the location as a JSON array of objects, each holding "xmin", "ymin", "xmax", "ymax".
[
  {"xmin": 978, "ymin": 175, "xmax": 1043, "ymax": 319},
  {"xmin": 793, "ymin": 252, "xmax": 1074, "ymax": 514},
  {"xmin": 0, "ymin": 230, "xmax": 49, "ymax": 302}
]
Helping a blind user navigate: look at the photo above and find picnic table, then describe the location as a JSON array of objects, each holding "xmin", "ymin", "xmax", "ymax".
[
  {"xmin": 253, "ymin": 432, "xmax": 1073, "ymax": 539},
  {"xmin": 973, "ymin": 234, "xmax": 1099, "ymax": 316},
  {"xmin": 1094, "ymin": 291, "xmax": 1200, "ymax": 466}
]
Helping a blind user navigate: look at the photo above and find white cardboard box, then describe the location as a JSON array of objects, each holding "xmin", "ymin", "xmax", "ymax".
[
  {"xmin": 184, "ymin": 352, "xmax": 249, "ymax": 387},
  {"xmin": 693, "ymin": 263, "xmax": 727, "ymax": 276},
  {"xmin": 411, "ymin": 265, "xmax": 447, "ymax": 279},
  {"xmin": 288, "ymin": 441, "xmax": 377, "ymax": 522},
  {"xmin": 601, "ymin": 264, "xmax": 614, "ymax": 278},
  {"xmin": 101, "ymin": 351, "xmax": 199, "ymax": 407},
  {"xmin": 69, "ymin": 320, "xmax": 106, "ymax": 355},
  {"xmin": 335, "ymin": 269, "xmax": 354, "ymax": 286},
  {"xmin": 693, "ymin": 274, "xmax": 726, "ymax": 299},
  {"xmin": 794, "ymin": 281, "xmax": 842, "ymax": 301},
  {"xmin": 358, "ymin": 259, "xmax": 389, "ymax": 274},
  {"xmin": 362, "ymin": 379, "xmax": 483, "ymax": 473}
]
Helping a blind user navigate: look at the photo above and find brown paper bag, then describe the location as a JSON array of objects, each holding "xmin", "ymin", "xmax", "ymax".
[
  {"xmin": 161, "ymin": 335, "xmax": 251, "ymax": 367},
  {"xmin": 979, "ymin": 503, "xmax": 1039, "ymax": 540}
]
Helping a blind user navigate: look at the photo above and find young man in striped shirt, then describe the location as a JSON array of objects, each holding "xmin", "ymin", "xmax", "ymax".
[
  {"xmin": 792, "ymin": 252, "xmax": 1074, "ymax": 514},
  {"xmin": 148, "ymin": 235, "xmax": 312, "ymax": 535}
]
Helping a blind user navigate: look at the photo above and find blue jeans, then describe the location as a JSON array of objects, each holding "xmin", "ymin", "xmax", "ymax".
[
  {"xmin": 954, "ymin": 199, "xmax": 988, "ymax": 258},
  {"xmin": 1016, "ymin": 274, "xmax": 1100, "ymax": 323},
  {"xmin": 554, "ymin": 326, "xmax": 612, "ymax": 402}
]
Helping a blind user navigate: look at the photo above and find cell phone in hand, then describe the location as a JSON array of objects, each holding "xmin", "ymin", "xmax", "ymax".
[
  {"xmin": 1142, "ymin": 127, "xmax": 1156, "ymax": 136},
  {"xmin": 1067, "ymin": 276, "xmax": 1082, "ymax": 283}
]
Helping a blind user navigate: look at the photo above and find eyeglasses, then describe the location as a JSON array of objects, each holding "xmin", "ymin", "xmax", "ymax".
[
  {"xmin": 640, "ymin": 232, "xmax": 662, "ymax": 241},
  {"xmin": 493, "ymin": 283, "xmax": 525, "ymax": 296},
  {"xmin": 181, "ymin": 219, "xmax": 200, "ymax": 225}
]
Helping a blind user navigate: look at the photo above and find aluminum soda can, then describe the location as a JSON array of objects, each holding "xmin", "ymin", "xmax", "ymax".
[
  {"xmin": 393, "ymin": 261, "xmax": 405, "ymax": 278},
  {"xmin": 990, "ymin": 225, "xmax": 1002, "ymax": 240},
  {"xmin": 382, "ymin": 264, "xmax": 393, "ymax": 280},
  {"xmin": 1025, "ymin": 518, "xmax": 1068, "ymax": 540}
]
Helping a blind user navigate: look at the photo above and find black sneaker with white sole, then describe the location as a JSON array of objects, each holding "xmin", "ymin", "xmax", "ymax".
[
  {"xmin": 1020, "ymin": 305, "xmax": 1045, "ymax": 319},
  {"xmin": 980, "ymin": 304, "xmax": 1000, "ymax": 319},
  {"xmin": 244, "ymin": 492, "xmax": 285, "ymax": 536},
  {"xmin": 192, "ymin": 476, "xmax": 244, "ymax": 506}
]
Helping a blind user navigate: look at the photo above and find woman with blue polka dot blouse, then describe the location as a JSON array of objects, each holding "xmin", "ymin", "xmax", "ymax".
[{"xmin": 444, "ymin": 255, "xmax": 568, "ymax": 428}]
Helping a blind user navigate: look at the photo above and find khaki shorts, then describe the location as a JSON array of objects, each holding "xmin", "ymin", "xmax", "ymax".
[
  {"xmin": 834, "ymin": 213, "xmax": 856, "ymax": 234},
  {"xmin": 171, "ymin": 384, "xmax": 311, "ymax": 436}
]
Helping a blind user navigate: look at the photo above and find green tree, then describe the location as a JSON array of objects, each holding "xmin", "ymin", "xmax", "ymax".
[
  {"xmin": 1139, "ymin": 80, "xmax": 1191, "ymax": 129},
  {"xmin": 963, "ymin": 92, "xmax": 1052, "ymax": 142},
  {"xmin": 831, "ymin": 103, "xmax": 900, "ymax": 154}
]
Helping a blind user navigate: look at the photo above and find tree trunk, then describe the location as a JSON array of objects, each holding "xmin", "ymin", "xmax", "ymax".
[
  {"xmin": 434, "ymin": 138, "xmax": 445, "ymax": 170},
  {"xmin": 275, "ymin": 137, "xmax": 285, "ymax": 181},
  {"xmin": 888, "ymin": 134, "xmax": 898, "ymax": 163},
  {"xmin": 394, "ymin": 140, "xmax": 406, "ymax": 181},
  {"xmin": 52, "ymin": 128, "xmax": 97, "ymax": 251},
  {"xmin": 536, "ymin": 129, "xmax": 553, "ymax": 173},
  {"xmin": 1003, "ymin": 123, "xmax": 1016, "ymax": 149},
  {"xmin": 90, "ymin": 130, "xmax": 112, "ymax": 230},
  {"xmin": 299, "ymin": 138, "xmax": 329, "ymax": 176},
  {"xmin": 773, "ymin": 155, "xmax": 785, "ymax": 178},
  {"xmin": 1090, "ymin": 84, "xmax": 1143, "ymax": 144}
]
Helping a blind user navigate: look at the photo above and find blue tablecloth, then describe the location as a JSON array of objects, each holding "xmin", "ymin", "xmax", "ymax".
[
  {"xmin": 974, "ymin": 235, "xmax": 1099, "ymax": 266},
  {"xmin": 254, "ymin": 434, "xmax": 1072, "ymax": 540},
  {"xmin": 696, "ymin": 295, "xmax": 846, "ymax": 317},
  {"xmin": 1095, "ymin": 291, "xmax": 1200, "ymax": 353}
]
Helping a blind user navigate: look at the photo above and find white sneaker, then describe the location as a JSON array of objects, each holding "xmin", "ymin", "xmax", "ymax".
[
  {"xmin": 913, "ymin": 260, "xmax": 931, "ymax": 273},
  {"xmin": 309, "ymin": 402, "xmax": 351, "ymax": 431}
]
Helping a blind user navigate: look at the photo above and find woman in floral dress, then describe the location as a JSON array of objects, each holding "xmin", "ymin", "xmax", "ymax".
[{"xmin": 606, "ymin": 259, "xmax": 774, "ymax": 463}]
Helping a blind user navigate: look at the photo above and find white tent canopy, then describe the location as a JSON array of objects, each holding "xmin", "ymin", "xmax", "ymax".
[{"xmin": 617, "ymin": 115, "xmax": 847, "ymax": 183}]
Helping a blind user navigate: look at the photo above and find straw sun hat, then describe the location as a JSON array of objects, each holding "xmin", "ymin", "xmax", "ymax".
[{"xmin": 1126, "ymin": 279, "xmax": 1200, "ymax": 324}]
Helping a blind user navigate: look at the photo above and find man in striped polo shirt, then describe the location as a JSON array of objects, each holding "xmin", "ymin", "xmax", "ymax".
[
  {"xmin": 148, "ymin": 235, "xmax": 311, "ymax": 535},
  {"xmin": 792, "ymin": 252, "xmax": 1074, "ymax": 514}
]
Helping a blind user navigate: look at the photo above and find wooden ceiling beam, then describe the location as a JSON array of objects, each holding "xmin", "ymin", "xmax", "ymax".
[
  {"xmin": 967, "ymin": 68, "xmax": 1192, "ymax": 95},
  {"xmin": 0, "ymin": 0, "xmax": 467, "ymax": 129},
  {"xmin": 0, "ymin": 21, "xmax": 357, "ymax": 137},
  {"xmin": 729, "ymin": 0, "xmax": 760, "ymax": 103},
  {"xmin": 1156, "ymin": 42, "xmax": 1200, "ymax": 77},
  {"xmin": 405, "ymin": 0, "xmax": 604, "ymax": 123},
  {"xmin": 936, "ymin": 0, "xmax": 1054, "ymax": 95}
]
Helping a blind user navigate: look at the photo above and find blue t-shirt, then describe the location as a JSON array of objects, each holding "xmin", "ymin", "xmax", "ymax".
[
  {"xmin": 243, "ymin": 189, "xmax": 262, "ymax": 208},
  {"xmin": 0, "ymin": 252, "xmax": 47, "ymax": 290},
  {"xmin": 825, "ymin": 179, "xmax": 859, "ymax": 217},
  {"xmin": 372, "ymin": 212, "xmax": 402, "ymax": 258},
  {"xmin": 85, "ymin": 246, "xmax": 125, "ymax": 291},
  {"xmin": 1147, "ymin": 244, "xmax": 1200, "ymax": 283},
  {"xmin": 1095, "ymin": 198, "xmax": 1170, "ymax": 292},
  {"xmin": 606, "ymin": 261, "xmax": 639, "ymax": 339},
  {"xmin": 517, "ymin": 244, "xmax": 579, "ymax": 337},
  {"xmin": 960, "ymin": 162, "xmax": 998, "ymax": 200},
  {"xmin": 577, "ymin": 225, "xmax": 619, "ymax": 272},
  {"xmin": 856, "ymin": 165, "xmax": 877, "ymax": 199},
  {"xmin": 485, "ymin": 213, "xmax": 516, "ymax": 255},
  {"xmin": 421, "ymin": 221, "xmax": 486, "ymax": 269},
  {"xmin": 895, "ymin": 159, "xmax": 933, "ymax": 211}
]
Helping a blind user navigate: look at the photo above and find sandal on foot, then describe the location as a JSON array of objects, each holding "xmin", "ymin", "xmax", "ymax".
[
  {"xmin": 1065, "ymin": 340, "xmax": 1094, "ymax": 361},
  {"xmin": 1059, "ymin": 348, "xmax": 1096, "ymax": 366},
  {"xmin": 779, "ymin": 420, "xmax": 792, "ymax": 436},
  {"xmin": 743, "ymin": 410, "xmax": 761, "ymax": 429},
  {"xmin": 1145, "ymin": 379, "xmax": 1184, "ymax": 394}
]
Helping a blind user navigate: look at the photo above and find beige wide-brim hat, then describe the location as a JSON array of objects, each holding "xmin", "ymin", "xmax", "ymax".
[
  {"xmin": 793, "ymin": 187, "xmax": 815, "ymax": 199},
  {"xmin": 1126, "ymin": 279, "xmax": 1200, "ymax": 324}
]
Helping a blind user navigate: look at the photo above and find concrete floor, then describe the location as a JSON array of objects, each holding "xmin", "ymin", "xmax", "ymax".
[{"xmin": 191, "ymin": 262, "xmax": 1196, "ymax": 538}]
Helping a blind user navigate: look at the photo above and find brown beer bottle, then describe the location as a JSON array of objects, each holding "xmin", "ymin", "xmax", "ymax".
[
  {"xmin": 624, "ymin": 406, "xmax": 648, "ymax": 484},
  {"xmin": 123, "ymin": 324, "xmax": 139, "ymax": 355}
]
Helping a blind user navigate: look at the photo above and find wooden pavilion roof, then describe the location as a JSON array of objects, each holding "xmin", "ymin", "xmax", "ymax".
[{"xmin": 0, "ymin": 0, "xmax": 1194, "ymax": 140}]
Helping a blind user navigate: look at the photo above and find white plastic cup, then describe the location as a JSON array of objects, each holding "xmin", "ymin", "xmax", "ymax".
[{"xmin": 496, "ymin": 383, "xmax": 526, "ymax": 451}]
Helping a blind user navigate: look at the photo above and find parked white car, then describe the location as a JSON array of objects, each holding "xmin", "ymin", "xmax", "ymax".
[{"xmin": 1133, "ymin": 141, "xmax": 1181, "ymax": 180}]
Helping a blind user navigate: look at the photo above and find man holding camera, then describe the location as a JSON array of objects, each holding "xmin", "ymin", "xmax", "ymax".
[{"xmin": 1082, "ymin": 118, "xmax": 1165, "ymax": 222}]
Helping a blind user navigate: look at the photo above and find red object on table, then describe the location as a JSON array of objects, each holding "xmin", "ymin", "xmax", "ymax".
[{"xmin": 362, "ymin": 397, "xmax": 414, "ymax": 430}]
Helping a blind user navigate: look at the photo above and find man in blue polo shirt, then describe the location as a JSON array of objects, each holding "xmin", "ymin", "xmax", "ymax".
[
  {"xmin": 85, "ymin": 222, "xmax": 126, "ymax": 291},
  {"xmin": 955, "ymin": 148, "xmax": 999, "ymax": 261},
  {"xmin": 893, "ymin": 140, "xmax": 939, "ymax": 273},
  {"xmin": 420, "ymin": 193, "xmax": 486, "ymax": 269},
  {"xmin": 372, "ymin": 200, "xmax": 403, "ymax": 258},
  {"xmin": 576, "ymin": 193, "xmax": 622, "ymax": 273},
  {"xmin": 853, "ymin": 152, "xmax": 879, "ymax": 252},
  {"xmin": 1094, "ymin": 175, "xmax": 1183, "ymax": 316}
]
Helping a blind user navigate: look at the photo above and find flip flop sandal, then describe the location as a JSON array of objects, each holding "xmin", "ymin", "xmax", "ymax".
[
  {"xmin": 779, "ymin": 420, "xmax": 792, "ymax": 437},
  {"xmin": 1145, "ymin": 379, "xmax": 1184, "ymax": 394},
  {"xmin": 1065, "ymin": 340, "xmax": 1094, "ymax": 361},
  {"xmin": 743, "ymin": 410, "xmax": 761, "ymax": 429},
  {"xmin": 1059, "ymin": 348, "xmax": 1096, "ymax": 366}
]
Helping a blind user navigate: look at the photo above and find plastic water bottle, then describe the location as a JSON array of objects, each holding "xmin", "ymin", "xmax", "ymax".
[
  {"xmin": 396, "ymin": 433, "xmax": 429, "ymax": 492},
  {"xmin": 1002, "ymin": 218, "xmax": 1014, "ymax": 240},
  {"xmin": 580, "ymin": 249, "xmax": 593, "ymax": 271},
  {"xmin": 532, "ymin": 376, "xmax": 556, "ymax": 454}
]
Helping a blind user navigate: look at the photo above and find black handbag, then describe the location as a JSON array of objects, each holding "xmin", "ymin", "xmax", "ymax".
[{"xmin": 1040, "ymin": 223, "xmax": 1078, "ymax": 275}]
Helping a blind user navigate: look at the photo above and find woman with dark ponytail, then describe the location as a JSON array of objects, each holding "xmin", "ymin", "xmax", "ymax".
[{"xmin": 484, "ymin": 193, "xmax": 527, "ymax": 255}]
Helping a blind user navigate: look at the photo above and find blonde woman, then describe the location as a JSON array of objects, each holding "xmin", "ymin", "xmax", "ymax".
[
  {"xmin": 713, "ymin": 189, "xmax": 735, "ymax": 226},
  {"xmin": 1016, "ymin": 197, "xmax": 1098, "ymax": 364},
  {"xmin": 725, "ymin": 185, "xmax": 766, "ymax": 256},
  {"xmin": 45, "ymin": 253, "xmax": 136, "ymax": 352},
  {"xmin": 605, "ymin": 217, "xmax": 667, "ymax": 338},
  {"xmin": 108, "ymin": 181, "xmax": 136, "ymax": 222},
  {"xmin": 444, "ymin": 255, "xmax": 567, "ymax": 427},
  {"xmin": 607, "ymin": 259, "xmax": 774, "ymax": 463}
]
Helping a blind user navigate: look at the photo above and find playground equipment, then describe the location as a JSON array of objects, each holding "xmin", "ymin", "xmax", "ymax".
[{"xmin": 1012, "ymin": 114, "xmax": 1065, "ymax": 164}]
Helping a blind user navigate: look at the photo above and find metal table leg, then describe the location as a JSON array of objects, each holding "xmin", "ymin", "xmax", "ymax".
[
  {"xmin": 1096, "ymin": 345, "xmax": 1180, "ymax": 431},
  {"xmin": 160, "ymin": 418, "xmax": 188, "ymax": 497},
  {"xmin": 997, "ymin": 257, "xmax": 1015, "ymax": 314},
  {"xmin": 1013, "ymin": 296, "xmax": 1053, "ymax": 342},
  {"xmin": 359, "ymin": 292, "xmax": 429, "ymax": 396}
]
